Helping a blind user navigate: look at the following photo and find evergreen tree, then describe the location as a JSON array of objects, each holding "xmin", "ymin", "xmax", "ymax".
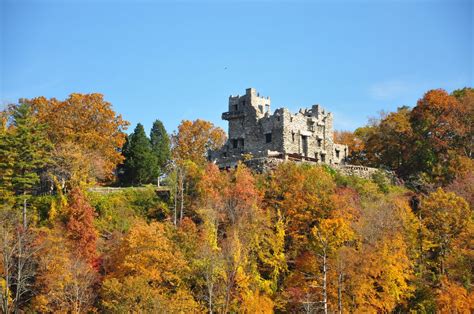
[
  {"xmin": 0, "ymin": 102, "xmax": 52, "ymax": 226},
  {"xmin": 150, "ymin": 119, "xmax": 171, "ymax": 176},
  {"xmin": 119, "ymin": 124, "xmax": 158, "ymax": 185}
]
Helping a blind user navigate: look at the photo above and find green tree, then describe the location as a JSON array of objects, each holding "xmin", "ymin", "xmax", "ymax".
[
  {"xmin": 150, "ymin": 119, "xmax": 171, "ymax": 177},
  {"xmin": 0, "ymin": 102, "xmax": 51, "ymax": 226},
  {"xmin": 119, "ymin": 124, "xmax": 158, "ymax": 185}
]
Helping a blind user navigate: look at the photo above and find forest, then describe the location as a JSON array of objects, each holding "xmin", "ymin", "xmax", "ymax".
[{"xmin": 0, "ymin": 88, "xmax": 472, "ymax": 313}]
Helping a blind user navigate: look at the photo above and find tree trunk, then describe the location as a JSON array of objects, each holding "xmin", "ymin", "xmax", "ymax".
[
  {"xmin": 22, "ymin": 195, "xmax": 27, "ymax": 229},
  {"xmin": 179, "ymin": 170, "xmax": 184, "ymax": 223},
  {"xmin": 14, "ymin": 230, "xmax": 22, "ymax": 314},
  {"xmin": 207, "ymin": 275, "xmax": 213, "ymax": 314},
  {"xmin": 322, "ymin": 249, "xmax": 328, "ymax": 314},
  {"xmin": 2, "ymin": 238, "xmax": 9, "ymax": 314},
  {"xmin": 173, "ymin": 180, "xmax": 178, "ymax": 226},
  {"xmin": 338, "ymin": 270, "xmax": 343, "ymax": 314}
]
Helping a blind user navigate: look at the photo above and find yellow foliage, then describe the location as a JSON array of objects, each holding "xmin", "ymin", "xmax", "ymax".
[{"xmin": 100, "ymin": 220, "xmax": 199, "ymax": 313}]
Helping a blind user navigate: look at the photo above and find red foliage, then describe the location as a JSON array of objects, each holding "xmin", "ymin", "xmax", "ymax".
[{"xmin": 64, "ymin": 187, "xmax": 98, "ymax": 268}]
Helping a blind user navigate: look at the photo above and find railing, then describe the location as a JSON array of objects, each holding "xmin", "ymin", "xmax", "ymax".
[
  {"xmin": 222, "ymin": 110, "xmax": 244, "ymax": 120},
  {"xmin": 88, "ymin": 186, "xmax": 171, "ymax": 194}
]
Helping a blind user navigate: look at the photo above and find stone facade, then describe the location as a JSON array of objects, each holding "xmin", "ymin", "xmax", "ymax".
[{"xmin": 210, "ymin": 88, "xmax": 349, "ymax": 169}]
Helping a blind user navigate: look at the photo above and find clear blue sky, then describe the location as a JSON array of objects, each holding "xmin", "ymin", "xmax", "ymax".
[{"xmin": 1, "ymin": 0, "xmax": 472, "ymax": 134}]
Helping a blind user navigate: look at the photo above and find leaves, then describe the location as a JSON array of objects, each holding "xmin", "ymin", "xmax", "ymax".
[{"xmin": 27, "ymin": 93, "xmax": 129, "ymax": 185}]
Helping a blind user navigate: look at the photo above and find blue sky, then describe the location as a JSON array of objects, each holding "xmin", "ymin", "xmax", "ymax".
[{"xmin": 1, "ymin": 0, "xmax": 472, "ymax": 134}]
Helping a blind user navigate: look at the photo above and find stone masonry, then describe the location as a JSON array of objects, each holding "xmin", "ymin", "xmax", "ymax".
[{"xmin": 209, "ymin": 88, "xmax": 349, "ymax": 169}]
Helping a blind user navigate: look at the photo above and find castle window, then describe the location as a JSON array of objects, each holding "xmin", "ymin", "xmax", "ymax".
[
  {"xmin": 242, "ymin": 100, "xmax": 246, "ymax": 107},
  {"xmin": 232, "ymin": 104, "xmax": 238, "ymax": 111},
  {"xmin": 317, "ymin": 139, "xmax": 322, "ymax": 147},
  {"xmin": 335, "ymin": 150, "xmax": 340, "ymax": 158},
  {"xmin": 232, "ymin": 139, "xmax": 238, "ymax": 149},
  {"xmin": 321, "ymin": 153, "xmax": 326, "ymax": 162},
  {"xmin": 265, "ymin": 133, "xmax": 272, "ymax": 143},
  {"xmin": 259, "ymin": 105, "xmax": 263, "ymax": 113},
  {"xmin": 292, "ymin": 132, "xmax": 295, "ymax": 142}
]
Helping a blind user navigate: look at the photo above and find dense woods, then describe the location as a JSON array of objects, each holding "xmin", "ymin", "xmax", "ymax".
[{"xmin": 1, "ymin": 88, "xmax": 473, "ymax": 313}]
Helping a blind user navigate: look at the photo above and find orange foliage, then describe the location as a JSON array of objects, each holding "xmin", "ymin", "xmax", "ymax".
[
  {"xmin": 32, "ymin": 227, "xmax": 97, "ymax": 313},
  {"xmin": 27, "ymin": 93, "xmax": 129, "ymax": 182},
  {"xmin": 267, "ymin": 163, "xmax": 335, "ymax": 250},
  {"xmin": 172, "ymin": 119, "xmax": 226, "ymax": 167},
  {"xmin": 437, "ymin": 278, "xmax": 474, "ymax": 313}
]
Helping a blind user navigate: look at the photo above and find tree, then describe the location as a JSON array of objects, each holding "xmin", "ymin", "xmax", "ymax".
[
  {"xmin": 0, "ymin": 208, "xmax": 38, "ymax": 313},
  {"xmin": 63, "ymin": 188, "xmax": 98, "ymax": 267},
  {"xmin": 172, "ymin": 119, "xmax": 226, "ymax": 168},
  {"xmin": 339, "ymin": 196, "xmax": 416, "ymax": 312},
  {"xmin": 150, "ymin": 119, "xmax": 171, "ymax": 177},
  {"xmin": 365, "ymin": 107, "xmax": 414, "ymax": 177},
  {"xmin": 333, "ymin": 130, "xmax": 365, "ymax": 165},
  {"xmin": 451, "ymin": 87, "xmax": 474, "ymax": 160},
  {"xmin": 27, "ymin": 93, "xmax": 129, "ymax": 185},
  {"xmin": 170, "ymin": 119, "xmax": 225, "ymax": 223},
  {"xmin": 266, "ymin": 163, "xmax": 335, "ymax": 254},
  {"xmin": 310, "ymin": 214, "xmax": 355, "ymax": 314},
  {"xmin": 194, "ymin": 164, "xmax": 285, "ymax": 313},
  {"xmin": 32, "ymin": 227, "xmax": 97, "ymax": 313},
  {"xmin": 119, "ymin": 123, "xmax": 159, "ymax": 185},
  {"xmin": 410, "ymin": 89, "xmax": 468, "ymax": 184},
  {"xmin": 436, "ymin": 277, "xmax": 474, "ymax": 313},
  {"xmin": 100, "ymin": 221, "xmax": 199, "ymax": 312},
  {"xmin": 0, "ymin": 103, "xmax": 52, "ymax": 227},
  {"xmin": 420, "ymin": 188, "xmax": 471, "ymax": 276}
]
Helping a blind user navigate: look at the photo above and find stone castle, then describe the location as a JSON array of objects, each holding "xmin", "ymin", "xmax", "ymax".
[{"xmin": 210, "ymin": 88, "xmax": 353, "ymax": 171}]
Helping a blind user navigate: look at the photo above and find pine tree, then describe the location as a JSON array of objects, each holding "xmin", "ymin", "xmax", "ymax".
[
  {"xmin": 0, "ymin": 102, "xmax": 51, "ymax": 226},
  {"xmin": 119, "ymin": 124, "xmax": 158, "ymax": 185},
  {"xmin": 150, "ymin": 119, "xmax": 171, "ymax": 177}
]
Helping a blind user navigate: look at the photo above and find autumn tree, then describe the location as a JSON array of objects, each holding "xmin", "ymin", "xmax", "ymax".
[
  {"xmin": 0, "ymin": 208, "xmax": 38, "ymax": 313},
  {"xmin": 194, "ymin": 164, "xmax": 285, "ymax": 313},
  {"xmin": 63, "ymin": 188, "xmax": 98, "ymax": 267},
  {"xmin": 420, "ymin": 188, "xmax": 471, "ymax": 277},
  {"xmin": 310, "ymin": 218, "xmax": 354, "ymax": 314},
  {"xmin": 32, "ymin": 227, "xmax": 97, "ymax": 313},
  {"xmin": 366, "ymin": 107, "xmax": 414, "ymax": 176},
  {"xmin": 27, "ymin": 93, "xmax": 129, "ymax": 186},
  {"xmin": 100, "ymin": 221, "xmax": 199, "ymax": 312},
  {"xmin": 194, "ymin": 164, "xmax": 227, "ymax": 312},
  {"xmin": 333, "ymin": 130, "xmax": 365, "ymax": 165},
  {"xmin": 344, "ymin": 197, "xmax": 416, "ymax": 312},
  {"xmin": 170, "ymin": 119, "xmax": 226, "ymax": 223},
  {"xmin": 410, "ymin": 89, "xmax": 468, "ymax": 184},
  {"xmin": 172, "ymin": 119, "xmax": 226, "ymax": 168},
  {"xmin": 265, "ymin": 162, "xmax": 335, "ymax": 255},
  {"xmin": 452, "ymin": 87, "xmax": 474, "ymax": 161}
]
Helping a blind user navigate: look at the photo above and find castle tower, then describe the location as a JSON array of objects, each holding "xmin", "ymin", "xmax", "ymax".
[{"xmin": 222, "ymin": 88, "xmax": 271, "ymax": 154}]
